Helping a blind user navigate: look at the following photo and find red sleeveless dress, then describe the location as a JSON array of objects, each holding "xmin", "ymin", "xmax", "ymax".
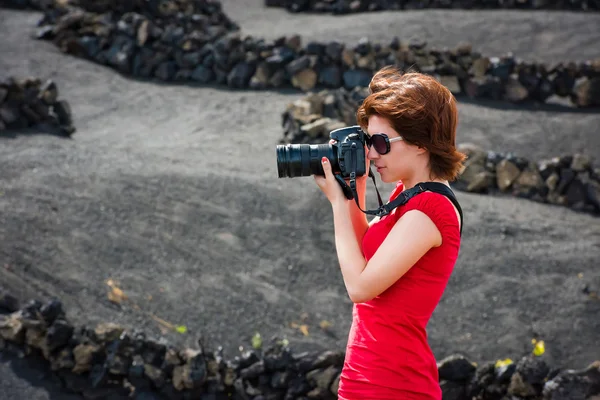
[{"xmin": 337, "ymin": 180, "xmax": 462, "ymax": 400}]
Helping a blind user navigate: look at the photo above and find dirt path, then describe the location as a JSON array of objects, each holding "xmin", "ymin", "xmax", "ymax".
[{"xmin": 1, "ymin": 6, "xmax": 599, "ymax": 398}]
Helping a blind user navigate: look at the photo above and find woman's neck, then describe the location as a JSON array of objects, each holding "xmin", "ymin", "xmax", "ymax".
[{"xmin": 402, "ymin": 172, "xmax": 447, "ymax": 191}]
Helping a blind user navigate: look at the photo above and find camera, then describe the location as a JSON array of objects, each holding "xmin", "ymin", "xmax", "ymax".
[{"xmin": 276, "ymin": 125, "xmax": 367, "ymax": 179}]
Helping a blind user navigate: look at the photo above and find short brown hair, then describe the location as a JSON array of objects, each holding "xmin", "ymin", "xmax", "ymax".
[{"xmin": 356, "ymin": 66, "xmax": 466, "ymax": 181}]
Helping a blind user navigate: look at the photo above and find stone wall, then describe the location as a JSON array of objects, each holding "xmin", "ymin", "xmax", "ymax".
[
  {"xmin": 13, "ymin": 2, "xmax": 596, "ymax": 108},
  {"xmin": 2, "ymin": 0, "xmax": 240, "ymax": 25},
  {"xmin": 265, "ymin": 0, "xmax": 600, "ymax": 13},
  {"xmin": 1, "ymin": 292, "xmax": 599, "ymax": 400},
  {"xmin": 455, "ymin": 144, "xmax": 600, "ymax": 215},
  {"xmin": 0, "ymin": 0, "xmax": 50, "ymax": 9},
  {"xmin": 280, "ymin": 88, "xmax": 600, "ymax": 215},
  {"xmin": 0, "ymin": 76, "xmax": 75, "ymax": 136}
]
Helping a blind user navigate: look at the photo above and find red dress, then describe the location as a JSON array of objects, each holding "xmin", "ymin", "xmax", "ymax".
[{"xmin": 337, "ymin": 181, "xmax": 462, "ymax": 400}]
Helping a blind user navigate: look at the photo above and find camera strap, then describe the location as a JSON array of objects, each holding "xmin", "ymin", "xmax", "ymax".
[
  {"xmin": 378, "ymin": 182, "xmax": 463, "ymax": 235},
  {"xmin": 350, "ymin": 178, "xmax": 463, "ymax": 237}
]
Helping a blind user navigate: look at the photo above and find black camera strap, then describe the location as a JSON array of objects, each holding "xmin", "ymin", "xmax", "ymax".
[
  {"xmin": 337, "ymin": 148, "xmax": 463, "ymax": 236},
  {"xmin": 378, "ymin": 182, "xmax": 463, "ymax": 236}
]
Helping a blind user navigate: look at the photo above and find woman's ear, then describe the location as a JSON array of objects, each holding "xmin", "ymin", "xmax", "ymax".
[{"xmin": 416, "ymin": 145, "xmax": 428, "ymax": 156}]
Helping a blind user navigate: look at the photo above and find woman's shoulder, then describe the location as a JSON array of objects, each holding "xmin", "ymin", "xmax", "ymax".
[
  {"xmin": 408, "ymin": 189, "xmax": 453, "ymax": 207},
  {"xmin": 400, "ymin": 190, "xmax": 461, "ymax": 235}
]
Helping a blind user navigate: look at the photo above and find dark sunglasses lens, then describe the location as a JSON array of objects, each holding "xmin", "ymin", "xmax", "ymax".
[{"xmin": 372, "ymin": 135, "xmax": 388, "ymax": 154}]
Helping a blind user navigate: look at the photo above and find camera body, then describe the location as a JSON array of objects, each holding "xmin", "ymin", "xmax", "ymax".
[
  {"xmin": 329, "ymin": 125, "xmax": 367, "ymax": 179},
  {"xmin": 276, "ymin": 125, "xmax": 367, "ymax": 179}
]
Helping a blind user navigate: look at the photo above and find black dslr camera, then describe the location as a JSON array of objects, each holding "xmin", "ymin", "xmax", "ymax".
[{"xmin": 276, "ymin": 125, "xmax": 367, "ymax": 199}]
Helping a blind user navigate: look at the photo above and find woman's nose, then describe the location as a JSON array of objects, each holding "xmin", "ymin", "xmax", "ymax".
[{"xmin": 367, "ymin": 147, "xmax": 379, "ymax": 159}]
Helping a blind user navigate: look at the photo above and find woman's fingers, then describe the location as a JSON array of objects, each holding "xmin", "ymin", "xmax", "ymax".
[
  {"xmin": 314, "ymin": 157, "xmax": 332, "ymax": 190},
  {"xmin": 321, "ymin": 157, "xmax": 333, "ymax": 178}
]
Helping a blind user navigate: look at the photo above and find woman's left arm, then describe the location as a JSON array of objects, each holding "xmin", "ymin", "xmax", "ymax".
[{"xmin": 315, "ymin": 157, "xmax": 442, "ymax": 303}]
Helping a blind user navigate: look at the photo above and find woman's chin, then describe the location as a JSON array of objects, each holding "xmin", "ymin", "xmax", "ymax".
[{"xmin": 378, "ymin": 171, "xmax": 394, "ymax": 184}]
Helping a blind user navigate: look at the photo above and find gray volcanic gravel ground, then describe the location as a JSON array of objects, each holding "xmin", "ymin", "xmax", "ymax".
[{"xmin": 1, "ymin": 4, "xmax": 600, "ymax": 399}]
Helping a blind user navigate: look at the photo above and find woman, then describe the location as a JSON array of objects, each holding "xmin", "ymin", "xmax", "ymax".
[{"xmin": 314, "ymin": 66, "xmax": 466, "ymax": 399}]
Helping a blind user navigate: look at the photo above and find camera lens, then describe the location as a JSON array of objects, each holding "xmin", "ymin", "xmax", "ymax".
[{"xmin": 276, "ymin": 143, "xmax": 337, "ymax": 178}]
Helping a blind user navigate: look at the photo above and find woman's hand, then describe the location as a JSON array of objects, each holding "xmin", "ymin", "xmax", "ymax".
[{"xmin": 314, "ymin": 157, "xmax": 347, "ymax": 205}]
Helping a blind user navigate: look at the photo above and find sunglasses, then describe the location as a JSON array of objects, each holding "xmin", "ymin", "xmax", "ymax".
[{"xmin": 364, "ymin": 133, "xmax": 403, "ymax": 155}]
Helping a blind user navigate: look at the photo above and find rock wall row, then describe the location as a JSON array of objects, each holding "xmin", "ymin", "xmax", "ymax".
[
  {"xmin": 265, "ymin": 0, "xmax": 600, "ymax": 13},
  {"xmin": 2, "ymin": 0, "xmax": 239, "ymax": 30},
  {"xmin": 3, "ymin": 0, "xmax": 597, "ymax": 108},
  {"xmin": 1, "ymin": 293, "xmax": 599, "ymax": 400},
  {"xmin": 0, "ymin": 76, "xmax": 75, "ymax": 136}
]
